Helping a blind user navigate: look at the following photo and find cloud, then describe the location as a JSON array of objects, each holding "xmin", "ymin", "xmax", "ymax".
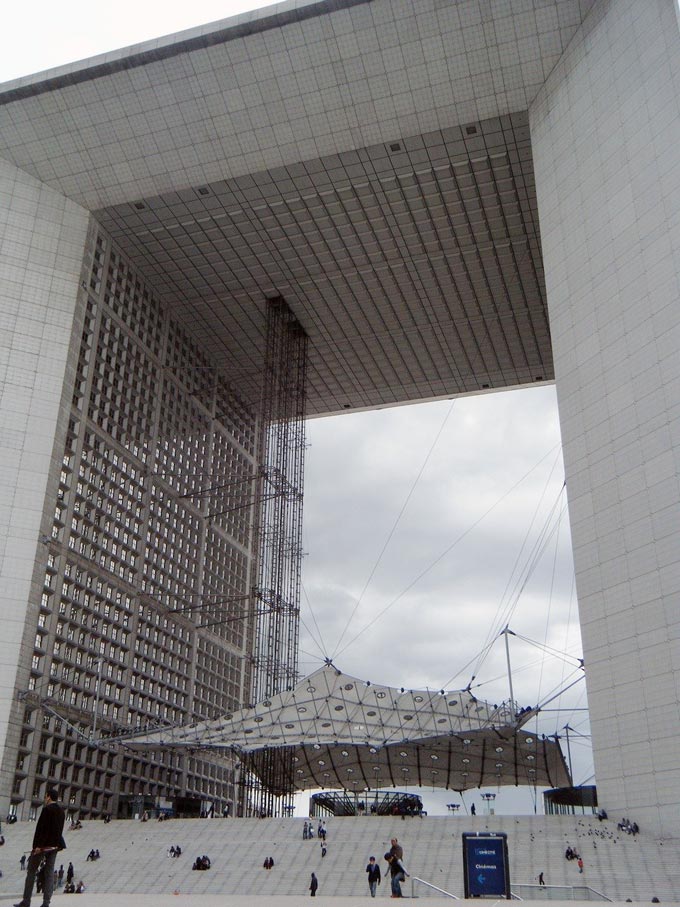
[{"xmin": 299, "ymin": 386, "xmax": 592, "ymax": 812}]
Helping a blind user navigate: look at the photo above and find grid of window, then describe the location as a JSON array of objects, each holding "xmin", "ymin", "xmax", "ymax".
[
  {"xmin": 51, "ymin": 562, "xmax": 132, "ymax": 713},
  {"xmin": 194, "ymin": 640, "xmax": 243, "ymax": 720},
  {"xmin": 209, "ymin": 430, "xmax": 252, "ymax": 544},
  {"xmin": 129, "ymin": 604, "xmax": 191, "ymax": 726},
  {"xmin": 118, "ymin": 751, "xmax": 182, "ymax": 802},
  {"xmin": 16, "ymin": 228, "xmax": 258, "ymax": 820},
  {"xmin": 166, "ymin": 321, "xmax": 215, "ymax": 409},
  {"xmin": 143, "ymin": 483, "xmax": 203, "ymax": 601},
  {"xmin": 156, "ymin": 377, "xmax": 210, "ymax": 503},
  {"xmin": 202, "ymin": 529, "xmax": 248, "ymax": 648},
  {"xmin": 215, "ymin": 378, "xmax": 256, "ymax": 456},
  {"xmin": 185, "ymin": 754, "xmax": 235, "ymax": 804},
  {"xmin": 88, "ymin": 314, "xmax": 158, "ymax": 458},
  {"xmin": 89, "ymin": 233, "xmax": 106, "ymax": 295},
  {"xmin": 105, "ymin": 251, "xmax": 163, "ymax": 357},
  {"xmin": 72, "ymin": 298, "xmax": 97, "ymax": 412},
  {"xmin": 69, "ymin": 438, "xmax": 144, "ymax": 582},
  {"xmin": 30, "ymin": 715, "xmax": 118, "ymax": 819}
]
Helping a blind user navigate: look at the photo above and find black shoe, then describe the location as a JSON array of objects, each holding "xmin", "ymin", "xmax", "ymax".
[{"xmin": 15, "ymin": 902, "xmax": 29, "ymax": 907}]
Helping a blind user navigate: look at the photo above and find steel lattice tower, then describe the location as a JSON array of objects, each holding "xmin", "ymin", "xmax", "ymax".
[{"xmin": 245, "ymin": 298, "xmax": 307, "ymax": 816}]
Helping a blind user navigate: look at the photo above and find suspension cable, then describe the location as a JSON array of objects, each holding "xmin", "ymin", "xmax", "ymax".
[
  {"xmin": 330, "ymin": 400, "xmax": 457, "ymax": 659},
  {"xmin": 333, "ymin": 443, "xmax": 562, "ymax": 661}
]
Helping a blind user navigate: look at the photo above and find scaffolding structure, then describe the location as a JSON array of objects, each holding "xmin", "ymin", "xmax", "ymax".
[{"xmin": 246, "ymin": 297, "xmax": 307, "ymax": 815}]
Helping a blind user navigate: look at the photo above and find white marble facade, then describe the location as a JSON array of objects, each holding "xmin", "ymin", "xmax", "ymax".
[
  {"xmin": 0, "ymin": 0, "xmax": 679, "ymax": 834},
  {"xmin": 0, "ymin": 159, "xmax": 89, "ymax": 794},
  {"xmin": 531, "ymin": 0, "xmax": 680, "ymax": 836}
]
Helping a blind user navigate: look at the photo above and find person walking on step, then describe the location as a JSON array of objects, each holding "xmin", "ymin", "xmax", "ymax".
[
  {"xmin": 538, "ymin": 872, "xmax": 545, "ymax": 886},
  {"xmin": 385, "ymin": 849, "xmax": 408, "ymax": 898},
  {"xmin": 14, "ymin": 787, "xmax": 66, "ymax": 907},
  {"xmin": 309, "ymin": 872, "xmax": 318, "ymax": 897},
  {"xmin": 366, "ymin": 856, "xmax": 381, "ymax": 897}
]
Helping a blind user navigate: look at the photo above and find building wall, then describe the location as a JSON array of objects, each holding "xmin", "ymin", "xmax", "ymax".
[
  {"xmin": 0, "ymin": 179, "xmax": 263, "ymax": 818},
  {"xmin": 0, "ymin": 159, "xmax": 91, "ymax": 806},
  {"xmin": 531, "ymin": 0, "xmax": 680, "ymax": 836}
]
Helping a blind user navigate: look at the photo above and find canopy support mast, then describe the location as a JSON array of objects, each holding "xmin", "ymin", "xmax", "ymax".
[{"xmin": 503, "ymin": 627, "xmax": 516, "ymax": 710}]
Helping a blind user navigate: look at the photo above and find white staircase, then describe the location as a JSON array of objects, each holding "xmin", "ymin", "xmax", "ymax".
[{"xmin": 0, "ymin": 815, "xmax": 678, "ymax": 901}]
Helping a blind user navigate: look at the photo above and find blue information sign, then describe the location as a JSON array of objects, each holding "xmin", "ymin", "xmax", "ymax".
[{"xmin": 462, "ymin": 832, "xmax": 510, "ymax": 898}]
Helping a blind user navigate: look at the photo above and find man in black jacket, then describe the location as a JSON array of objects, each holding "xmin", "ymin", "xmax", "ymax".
[{"xmin": 15, "ymin": 788, "xmax": 66, "ymax": 907}]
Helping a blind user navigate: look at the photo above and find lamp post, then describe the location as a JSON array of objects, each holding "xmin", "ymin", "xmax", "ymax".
[{"xmin": 481, "ymin": 792, "xmax": 496, "ymax": 814}]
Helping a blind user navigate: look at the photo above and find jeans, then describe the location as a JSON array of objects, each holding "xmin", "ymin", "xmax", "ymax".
[
  {"xmin": 391, "ymin": 871, "xmax": 405, "ymax": 897},
  {"xmin": 21, "ymin": 850, "xmax": 57, "ymax": 907}
]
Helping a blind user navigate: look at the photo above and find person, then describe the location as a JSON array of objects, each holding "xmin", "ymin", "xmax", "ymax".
[
  {"xmin": 577, "ymin": 857, "xmax": 584, "ymax": 874},
  {"xmin": 385, "ymin": 850, "xmax": 408, "ymax": 898},
  {"xmin": 19, "ymin": 855, "xmax": 26, "ymax": 871},
  {"xmin": 63, "ymin": 882, "xmax": 75, "ymax": 895},
  {"xmin": 57, "ymin": 867, "xmax": 64, "ymax": 888},
  {"xmin": 309, "ymin": 872, "xmax": 318, "ymax": 897},
  {"xmin": 538, "ymin": 872, "xmax": 545, "ymax": 886},
  {"xmin": 366, "ymin": 856, "xmax": 381, "ymax": 898},
  {"xmin": 320, "ymin": 842, "xmax": 327, "ymax": 858},
  {"xmin": 470, "ymin": 803, "xmax": 476, "ymax": 816},
  {"xmin": 14, "ymin": 787, "xmax": 66, "ymax": 907},
  {"xmin": 303, "ymin": 820, "xmax": 308, "ymax": 840},
  {"xmin": 66, "ymin": 863, "xmax": 74, "ymax": 884},
  {"xmin": 75, "ymin": 882, "xmax": 85, "ymax": 894}
]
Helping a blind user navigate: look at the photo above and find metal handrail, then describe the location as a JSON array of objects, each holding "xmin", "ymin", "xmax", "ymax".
[
  {"xmin": 410, "ymin": 876, "xmax": 460, "ymax": 899},
  {"xmin": 510, "ymin": 883, "xmax": 612, "ymax": 902}
]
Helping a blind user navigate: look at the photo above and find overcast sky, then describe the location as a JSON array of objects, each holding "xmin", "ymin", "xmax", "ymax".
[{"xmin": 1, "ymin": 0, "xmax": 593, "ymax": 816}]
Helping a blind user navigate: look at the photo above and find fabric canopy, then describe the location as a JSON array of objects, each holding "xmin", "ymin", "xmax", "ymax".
[{"xmin": 126, "ymin": 663, "xmax": 570, "ymax": 795}]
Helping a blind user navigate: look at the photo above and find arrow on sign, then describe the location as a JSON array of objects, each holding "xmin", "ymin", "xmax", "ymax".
[{"xmin": 477, "ymin": 874, "xmax": 486, "ymax": 885}]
